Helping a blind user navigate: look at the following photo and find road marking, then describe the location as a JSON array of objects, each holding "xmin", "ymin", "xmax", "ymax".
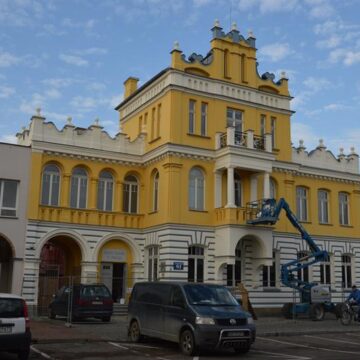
[
  {"xmin": 193, "ymin": 357, "xmax": 199, "ymax": 360},
  {"xmin": 253, "ymin": 349, "xmax": 311, "ymax": 359},
  {"xmin": 108, "ymin": 342, "xmax": 129, "ymax": 350},
  {"xmin": 31, "ymin": 346, "xmax": 53, "ymax": 359},
  {"xmin": 305, "ymin": 335, "xmax": 360, "ymax": 345},
  {"xmin": 346, "ymin": 332, "xmax": 360, "ymax": 337},
  {"xmin": 257, "ymin": 336, "xmax": 360, "ymax": 355}
]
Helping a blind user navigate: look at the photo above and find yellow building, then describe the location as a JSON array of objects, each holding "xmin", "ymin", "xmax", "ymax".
[{"xmin": 18, "ymin": 22, "xmax": 360, "ymax": 311}]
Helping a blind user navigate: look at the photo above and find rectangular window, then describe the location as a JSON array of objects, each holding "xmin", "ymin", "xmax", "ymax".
[
  {"xmin": 0, "ymin": 179, "xmax": 19, "ymax": 217},
  {"xmin": 320, "ymin": 254, "xmax": 331, "ymax": 285},
  {"xmin": 296, "ymin": 187, "xmax": 308, "ymax": 221},
  {"xmin": 151, "ymin": 107, "xmax": 156, "ymax": 140},
  {"xmin": 189, "ymin": 100, "xmax": 196, "ymax": 134},
  {"xmin": 271, "ymin": 117, "xmax": 276, "ymax": 149},
  {"xmin": 318, "ymin": 190, "xmax": 329, "ymax": 224},
  {"xmin": 339, "ymin": 192, "xmax": 349, "ymax": 225},
  {"xmin": 157, "ymin": 104, "xmax": 161, "ymax": 138},
  {"xmin": 260, "ymin": 115, "xmax": 266, "ymax": 137},
  {"xmin": 188, "ymin": 246, "xmax": 204, "ymax": 283},
  {"xmin": 227, "ymin": 108, "xmax": 243, "ymax": 132},
  {"xmin": 263, "ymin": 251, "xmax": 277, "ymax": 287},
  {"xmin": 138, "ymin": 115, "xmax": 143, "ymax": 133},
  {"xmin": 341, "ymin": 255, "xmax": 352, "ymax": 289},
  {"xmin": 200, "ymin": 102, "xmax": 207, "ymax": 136},
  {"xmin": 297, "ymin": 251, "xmax": 309, "ymax": 283}
]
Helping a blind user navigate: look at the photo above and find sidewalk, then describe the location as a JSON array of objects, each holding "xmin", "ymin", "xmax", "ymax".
[{"xmin": 30, "ymin": 315, "xmax": 360, "ymax": 344}]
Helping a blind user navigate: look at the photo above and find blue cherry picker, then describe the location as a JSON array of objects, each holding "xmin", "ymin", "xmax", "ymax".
[{"xmin": 247, "ymin": 198, "xmax": 337, "ymax": 320}]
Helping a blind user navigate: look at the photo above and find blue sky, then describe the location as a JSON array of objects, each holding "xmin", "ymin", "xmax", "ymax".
[{"xmin": 0, "ymin": 0, "xmax": 359, "ymax": 156}]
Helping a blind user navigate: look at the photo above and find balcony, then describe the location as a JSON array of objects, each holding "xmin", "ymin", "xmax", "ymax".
[
  {"xmin": 38, "ymin": 205, "xmax": 144, "ymax": 228},
  {"xmin": 214, "ymin": 207, "xmax": 247, "ymax": 226},
  {"xmin": 217, "ymin": 127, "xmax": 271, "ymax": 152}
]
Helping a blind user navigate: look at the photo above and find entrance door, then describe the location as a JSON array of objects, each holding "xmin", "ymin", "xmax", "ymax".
[
  {"xmin": 112, "ymin": 263, "xmax": 125, "ymax": 302},
  {"xmin": 100, "ymin": 263, "xmax": 113, "ymax": 294}
]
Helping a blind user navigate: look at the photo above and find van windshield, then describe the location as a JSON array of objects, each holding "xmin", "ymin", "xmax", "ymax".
[{"xmin": 183, "ymin": 285, "xmax": 239, "ymax": 306}]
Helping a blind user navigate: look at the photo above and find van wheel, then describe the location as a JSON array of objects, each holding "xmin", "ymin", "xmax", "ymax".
[
  {"xmin": 309, "ymin": 303, "xmax": 325, "ymax": 321},
  {"xmin": 180, "ymin": 329, "xmax": 196, "ymax": 356},
  {"xmin": 234, "ymin": 343, "xmax": 250, "ymax": 354},
  {"xmin": 129, "ymin": 320, "xmax": 141, "ymax": 342}
]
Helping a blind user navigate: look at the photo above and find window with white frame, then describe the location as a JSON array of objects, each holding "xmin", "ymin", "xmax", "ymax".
[
  {"xmin": 263, "ymin": 250, "xmax": 278, "ymax": 288},
  {"xmin": 123, "ymin": 175, "xmax": 138, "ymax": 213},
  {"xmin": 318, "ymin": 190, "xmax": 329, "ymax": 224},
  {"xmin": 341, "ymin": 254, "xmax": 352, "ymax": 289},
  {"xmin": 260, "ymin": 114, "xmax": 266, "ymax": 137},
  {"xmin": 41, "ymin": 164, "xmax": 60, "ymax": 206},
  {"xmin": 271, "ymin": 117, "xmax": 276, "ymax": 148},
  {"xmin": 339, "ymin": 192, "xmax": 350, "ymax": 225},
  {"xmin": 189, "ymin": 167, "xmax": 205, "ymax": 210},
  {"xmin": 147, "ymin": 246, "xmax": 159, "ymax": 281},
  {"xmin": 296, "ymin": 186, "xmax": 308, "ymax": 221},
  {"xmin": 97, "ymin": 170, "xmax": 113, "ymax": 211},
  {"xmin": 188, "ymin": 246, "xmax": 204, "ymax": 283},
  {"xmin": 189, "ymin": 100, "xmax": 196, "ymax": 134},
  {"xmin": 270, "ymin": 178, "xmax": 276, "ymax": 200},
  {"xmin": 320, "ymin": 254, "xmax": 331, "ymax": 285},
  {"xmin": 200, "ymin": 102, "xmax": 207, "ymax": 136},
  {"xmin": 297, "ymin": 251, "xmax": 309, "ymax": 283},
  {"xmin": 0, "ymin": 179, "xmax": 19, "ymax": 217},
  {"xmin": 234, "ymin": 172, "xmax": 242, "ymax": 207},
  {"xmin": 152, "ymin": 171, "xmax": 159, "ymax": 212},
  {"xmin": 227, "ymin": 248, "xmax": 242, "ymax": 286},
  {"xmin": 70, "ymin": 167, "xmax": 88, "ymax": 209},
  {"xmin": 227, "ymin": 108, "xmax": 243, "ymax": 132}
]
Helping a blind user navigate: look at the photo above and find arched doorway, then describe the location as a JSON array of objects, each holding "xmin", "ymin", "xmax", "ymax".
[
  {"xmin": 38, "ymin": 235, "xmax": 82, "ymax": 314},
  {"xmin": 0, "ymin": 236, "xmax": 14, "ymax": 293},
  {"xmin": 98, "ymin": 240, "xmax": 133, "ymax": 303}
]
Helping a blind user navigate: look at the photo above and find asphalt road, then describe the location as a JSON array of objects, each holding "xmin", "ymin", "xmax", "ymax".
[{"xmin": 2, "ymin": 332, "xmax": 360, "ymax": 360}]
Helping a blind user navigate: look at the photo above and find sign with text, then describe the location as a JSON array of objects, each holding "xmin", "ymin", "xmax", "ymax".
[
  {"xmin": 173, "ymin": 261, "xmax": 184, "ymax": 270},
  {"xmin": 102, "ymin": 249, "xmax": 127, "ymax": 262}
]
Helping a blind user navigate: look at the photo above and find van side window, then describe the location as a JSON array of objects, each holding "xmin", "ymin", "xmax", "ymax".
[{"xmin": 171, "ymin": 286, "xmax": 185, "ymax": 307}]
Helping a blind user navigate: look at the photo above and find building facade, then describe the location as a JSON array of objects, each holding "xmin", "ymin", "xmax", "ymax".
[
  {"xmin": 0, "ymin": 142, "xmax": 31, "ymax": 295},
  {"xmin": 17, "ymin": 23, "xmax": 360, "ymax": 309}
]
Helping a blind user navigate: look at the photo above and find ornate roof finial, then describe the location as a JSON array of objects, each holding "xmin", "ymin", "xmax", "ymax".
[
  {"xmin": 298, "ymin": 139, "xmax": 305, "ymax": 150},
  {"xmin": 67, "ymin": 116, "xmax": 72, "ymax": 124},
  {"xmin": 339, "ymin": 147, "xmax": 344, "ymax": 155},
  {"xmin": 94, "ymin": 117, "xmax": 100, "ymax": 125},
  {"xmin": 231, "ymin": 21, "xmax": 237, "ymax": 31},
  {"xmin": 214, "ymin": 19, "xmax": 220, "ymax": 28},
  {"xmin": 173, "ymin": 41, "xmax": 180, "ymax": 51},
  {"xmin": 36, "ymin": 107, "xmax": 41, "ymax": 116},
  {"xmin": 21, "ymin": 126, "xmax": 26, "ymax": 131},
  {"xmin": 280, "ymin": 71, "xmax": 287, "ymax": 79},
  {"xmin": 318, "ymin": 138, "xmax": 326, "ymax": 149},
  {"xmin": 248, "ymin": 29, "xmax": 254, "ymax": 38}
]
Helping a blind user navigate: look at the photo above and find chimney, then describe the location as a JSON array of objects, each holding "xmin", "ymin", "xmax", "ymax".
[{"xmin": 124, "ymin": 77, "xmax": 139, "ymax": 99}]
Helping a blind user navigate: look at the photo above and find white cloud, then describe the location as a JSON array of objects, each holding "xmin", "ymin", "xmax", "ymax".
[
  {"xmin": 0, "ymin": 51, "xmax": 21, "ymax": 67},
  {"xmin": 316, "ymin": 35, "xmax": 341, "ymax": 49},
  {"xmin": 109, "ymin": 94, "xmax": 124, "ymax": 108},
  {"xmin": 70, "ymin": 96, "xmax": 108, "ymax": 111},
  {"xmin": 0, "ymin": 134, "xmax": 17, "ymax": 144},
  {"xmin": 44, "ymin": 88, "xmax": 62, "ymax": 99},
  {"xmin": 303, "ymin": 77, "xmax": 331, "ymax": 93},
  {"xmin": 329, "ymin": 48, "xmax": 360, "ymax": 66},
  {"xmin": 259, "ymin": 43, "xmax": 292, "ymax": 62},
  {"xmin": 291, "ymin": 122, "xmax": 320, "ymax": 149},
  {"xmin": 87, "ymin": 82, "xmax": 107, "ymax": 91},
  {"xmin": 76, "ymin": 47, "xmax": 108, "ymax": 56},
  {"xmin": 42, "ymin": 78, "xmax": 76, "ymax": 88},
  {"xmin": 0, "ymin": 85, "xmax": 15, "ymax": 98},
  {"xmin": 323, "ymin": 103, "xmax": 346, "ymax": 111},
  {"xmin": 193, "ymin": 0, "xmax": 212, "ymax": 7},
  {"xmin": 59, "ymin": 54, "xmax": 88, "ymax": 66},
  {"xmin": 307, "ymin": 1, "xmax": 334, "ymax": 19},
  {"xmin": 238, "ymin": 0, "xmax": 299, "ymax": 13}
]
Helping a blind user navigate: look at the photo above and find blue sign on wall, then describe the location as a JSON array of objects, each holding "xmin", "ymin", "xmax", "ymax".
[{"xmin": 173, "ymin": 261, "xmax": 184, "ymax": 270}]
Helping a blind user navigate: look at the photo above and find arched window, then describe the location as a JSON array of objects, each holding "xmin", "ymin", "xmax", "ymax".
[
  {"xmin": 70, "ymin": 167, "xmax": 88, "ymax": 209},
  {"xmin": 97, "ymin": 171, "xmax": 113, "ymax": 211},
  {"xmin": 188, "ymin": 246, "xmax": 204, "ymax": 283},
  {"xmin": 152, "ymin": 171, "xmax": 159, "ymax": 212},
  {"xmin": 234, "ymin": 172, "xmax": 242, "ymax": 207},
  {"xmin": 189, "ymin": 167, "xmax": 205, "ymax": 210},
  {"xmin": 270, "ymin": 178, "xmax": 276, "ymax": 200},
  {"xmin": 41, "ymin": 164, "xmax": 60, "ymax": 206},
  {"xmin": 123, "ymin": 175, "xmax": 138, "ymax": 213}
]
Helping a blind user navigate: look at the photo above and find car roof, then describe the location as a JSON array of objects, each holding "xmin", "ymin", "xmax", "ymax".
[
  {"xmin": 134, "ymin": 282, "xmax": 224, "ymax": 288},
  {"xmin": 0, "ymin": 293, "xmax": 24, "ymax": 300}
]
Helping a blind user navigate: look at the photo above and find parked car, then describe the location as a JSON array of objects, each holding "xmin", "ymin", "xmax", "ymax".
[
  {"xmin": 49, "ymin": 284, "xmax": 113, "ymax": 322},
  {"xmin": 0, "ymin": 293, "xmax": 31, "ymax": 360},
  {"xmin": 127, "ymin": 282, "xmax": 256, "ymax": 356}
]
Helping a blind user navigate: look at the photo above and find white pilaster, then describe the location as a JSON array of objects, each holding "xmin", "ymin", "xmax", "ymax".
[
  {"xmin": 214, "ymin": 170, "xmax": 222, "ymax": 208},
  {"xmin": 250, "ymin": 174, "xmax": 258, "ymax": 202},
  {"xmin": 225, "ymin": 167, "xmax": 236, "ymax": 208},
  {"xmin": 263, "ymin": 172, "xmax": 270, "ymax": 199},
  {"xmin": 247, "ymin": 130, "xmax": 254, "ymax": 149},
  {"xmin": 227, "ymin": 127, "xmax": 235, "ymax": 146}
]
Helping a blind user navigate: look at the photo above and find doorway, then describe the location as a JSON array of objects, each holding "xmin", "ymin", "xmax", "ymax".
[{"xmin": 100, "ymin": 263, "xmax": 126, "ymax": 302}]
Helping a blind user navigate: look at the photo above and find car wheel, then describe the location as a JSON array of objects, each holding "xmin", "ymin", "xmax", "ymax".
[
  {"xmin": 340, "ymin": 309, "xmax": 352, "ymax": 325},
  {"xmin": 234, "ymin": 343, "xmax": 251, "ymax": 354},
  {"xmin": 18, "ymin": 348, "xmax": 30, "ymax": 360},
  {"xmin": 309, "ymin": 303, "xmax": 325, "ymax": 321},
  {"xmin": 102, "ymin": 316, "xmax": 111, "ymax": 322},
  {"xmin": 180, "ymin": 329, "xmax": 197, "ymax": 356},
  {"xmin": 129, "ymin": 320, "xmax": 141, "ymax": 342},
  {"xmin": 48, "ymin": 308, "xmax": 56, "ymax": 319}
]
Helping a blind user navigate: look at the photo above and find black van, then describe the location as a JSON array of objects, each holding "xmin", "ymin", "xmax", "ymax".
[{"xmin": 127, "ymin": 282, "xmax": 255, "ymax": 355}]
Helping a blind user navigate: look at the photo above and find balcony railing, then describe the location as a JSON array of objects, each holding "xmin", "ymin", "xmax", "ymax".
[{"xmin": 217, "ymin": 127, "xmax": 272, "ymax": 152}]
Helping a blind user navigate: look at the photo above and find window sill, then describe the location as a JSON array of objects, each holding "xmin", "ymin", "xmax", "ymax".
[
  {"xmin": 262, "ymin": 287, "xmax": 281, "ymax": 292},
  {"xmin": 0, "ymin": 215, "xmax": 18, "ymax": 219},
  {"xmin": 340, "ymin": 224, "xmax": 353, "ymax": 228},
  {"xmin": 272, "ymin": 148, "xmax": 280, "ymax": 153},
  {"xmin": 148, "ymin": 136, "xmax": 161, "ymax": 144},
  {"xmin": 189, "ymin": 209, "xmax": 208, "ymax": 213},
  {"xmin": 148, "ymin": 210, "xmax": 159, "ymax": 215},
  {"xmin": 319, "ymin": 222, "xmax": 333, "ymax": 226},
  {"xmin": 299, "ymin": 220, "xmax": 312, "ymax": 224},
  {"xmin": 187, "ymin": 133, "xmax": 211, "ymax": 139}
]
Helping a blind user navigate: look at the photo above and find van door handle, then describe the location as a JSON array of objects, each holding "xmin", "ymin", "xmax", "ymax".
[{"xmin": 183, "ymin": 318, "xmax": 187, "ymax": 322}]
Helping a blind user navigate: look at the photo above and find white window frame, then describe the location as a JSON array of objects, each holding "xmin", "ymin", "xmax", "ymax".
[
  {"xmin": 147, "ymin": 246, "xmax": 159, "ymax": 281},
  {"xmin": 189, "ymin": 167, "xmax": 205, "ymax": 211},
  {"xmin": 297, "ymin": 251, "xmax": 311, "ymax": 283},
  {"xmin": 97, "ymin": 171, "xmax": 114, "ymax": 211},
  {"xmin": 227, "ymin": 247, "xmax": 242, "ymax": 287},
  {"xmin": 271, "ymin": 117, "xmax": 276, "ymax": 148},
  {"xmin": 152, "ymin": 171, "xmax": 159, "ymax": 212},
  {"xmin": 41, "ymin": 164, "xmax": 61, "ymax": 206},
  {"xmin": 0, "ymin": 179, "xmax": 19, "ymax": 217},
  {"xmin": 339, "ymin": 192, "xmax": 350, "ymax": 225},
  {"xmin": 189, "ymin": 100, "xmax": 196, "ymax": 134},
  {"xmin": 318, "ymin": 190, "xmax": 329, "ymax": 224},
  {"xmin": 227, "ymin": 108, "xmax": 243, "ymax": 132},
  {"xmin": 188, "ymin": 246, "xmax": 205, "ymax": 283},
  {"xmin": 341, "ymin": 254, "xmax": 352, "ymax": 289},
  {"xmin": 296, "ymin": 186, "xmax": 308, "ymax": 221},
  {"xmin": 200, "ymin": 102, "xmax": 207, "ymax": 136},
  {"xmin": 70, "ymin": 168, "xmax": 88, "ymax": 209},
  {"xmin": 260, "ymin": 114, "xmax": 266, "ymax": 137},
  {"xmin": 123, "ymin": 175, "xmax": 138, "ymax": 214},
  {"xmin": 270, "ymin": 178, "xmax": 276, "ymax": 200},
  {"xmin": 319, "ymin": 253, "xmax": 332, "ymax": 285},
  {"xmin": 234, "ymin": 172, "xmax": 242, "ymax": 207},
  {"xmin": 263, "ymin": 250, "xmax": 279, "ymax": 288}
]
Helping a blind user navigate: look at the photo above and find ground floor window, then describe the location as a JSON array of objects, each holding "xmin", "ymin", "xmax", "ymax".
[
  {"xmin": 188, "ymin": 246, "xmax": 204, "ymax": 283},
  {"xmin": 263, "ymin": 251, "xmax": 278, "ymax": 288},
  {"xmin": 297, "ymin": 251, "xmax": 309, "ymax": 283},
  {"xmin": 341, "ymin": 254, "xmax": 352, "ymax": 289},
  {"xmin": 227, "ymin": 248, "xmax": 242, "ymax": 286},
  {"xmin": 147, "ymin": 246, "xmax": 159, "ymax": 281},
  {"xmin": 320, "ymin": 254, "xmax": 331, "ymax": 285}
]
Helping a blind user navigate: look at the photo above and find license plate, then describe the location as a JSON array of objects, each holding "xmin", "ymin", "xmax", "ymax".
[
  {"xmin": 226, "ymin": 331, "xmax": 244, "ymax": 337},
  {"xmin": 92, "ymin": 301, "xmax": 103, "ymax": 305},
  {"xmin": 0, "ymin": 326, "xmax": 12, "ymax": 334}
]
